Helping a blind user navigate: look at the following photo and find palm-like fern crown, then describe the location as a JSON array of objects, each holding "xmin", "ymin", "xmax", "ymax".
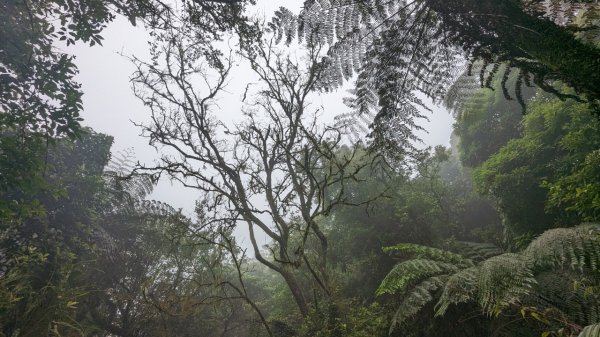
[
  {"xmin": 377, "ymin": 223, "xmax": 600, "ymax": 333},
  {"xmin": 270, "ymin": 0, "xmax": 462, "ymax": 156},
  {"xmin": 103, "ymin": 149, "xmax": 174, "ymax": 216},
  {"xmin": 271, "ymin": 0, "xmax": 600, "ymax": 157},
  {"xmin": 525, "ymin": 0, "xmax": 600, "ymax": 26},
  {"xmin": 96, "ymin": 149, "xmax": 176, "ymax": 258},
  {"xmin": 524, "ymin": 224, "xmax": 600, "ymax": 272}
]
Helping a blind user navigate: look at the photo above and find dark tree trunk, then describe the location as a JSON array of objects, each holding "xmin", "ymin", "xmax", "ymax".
[{"xmin": 280, "ymin": 269, "xmax": 309, "ymax": 317}]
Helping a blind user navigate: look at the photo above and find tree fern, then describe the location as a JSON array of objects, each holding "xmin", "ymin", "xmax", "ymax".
[
  {"xmin": 384, "ymin": 243, "xmax": 471, "ymax": 265},
  {"xmin": 532, "ymin": 271, "xmax": 600, "ymax": 326},
  {"xmin": 377, "ymin": 243, "xmax": 477, "ymax": 332},
  {"xmin": 376, "ymin": 258, "xmax": 459, "ymax": 296},
  {"xmin": 524, "ymin": 223, "xmax": 600, "ymax": 272},
  {"xmin": 104, "ymin": 148, "xmax": 155, "ymax": 202},
  {"xmin": 379, "ymin": 223, "xmax": 600, "ymax": 333},
  {"xmin": 524, "ymin": 0, "xmax": 599, "ymax": 27},
  {"xmin": 271, "ymin": 0, "xmax": 600, "ymax": 160},
  {"xmin": 103, "ymin": 149, "xmax": 174, "ymax": 216},
  {"xmin": 435, "ymin": 266, "xmax": 479, "ymax": 316},
  {"xmin": 477, "ymin": 253, "xmax": 536, "ymax": 315},
  {"xmin": 389, "ymin": 276, "xmax": 447, "ymax": 334},
  {"xmin": 450, "ymin": 241, "xmax": 504, "ymax": 262},
  {"xmin": 270, "ymin": 1, "xmax": 461, "ymax": 156}
]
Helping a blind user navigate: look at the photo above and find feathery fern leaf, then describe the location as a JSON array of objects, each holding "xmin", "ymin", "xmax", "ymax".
[
  {"xmin": 381, "ymin": 224, "xmax": 600, "ymax": 334},
  {"xmin": 389, "ymin": 276, "xmax": 448, "ymax": 334},
  {"xmin": 477, "ymin": 253, "xmax": 536, "ymax": 315},
  {"xmin": 384, "ymin": 243, "xmax": 470, "ymax": 265},
  {"xmin": 524, "ymin": 223, "xmax": 600, "ymax": 272},
  {"xmin": 435, "ymin": 266, "xmax": 479, "ymax": 316},
  {"xmin": 532, "ymin": 271, "xmax": 600, "ymax": 326},
  {"xmin": 376, "ymin": 258, "xmax": 460, "ymax": 296},
  {"xmin": 104, "ymin": 148, "xmax": 155, "ymax": 202},
  {"xmin": 273, "ymin": 0, "xmax": 600, "ymax": 159},
  {"xmin": 451, "ymin": 241, "xmax": 504, "ymax": 262}
]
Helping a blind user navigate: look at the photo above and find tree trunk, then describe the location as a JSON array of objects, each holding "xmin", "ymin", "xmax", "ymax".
[{"xmin": 280, "ymin": 269, "xmax": 309, "ymax": 317}]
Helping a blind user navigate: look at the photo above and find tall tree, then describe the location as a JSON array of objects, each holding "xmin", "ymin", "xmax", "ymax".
[{"xmin": 131, "ymin": 21, "xmax": 378, "ymax": 317}]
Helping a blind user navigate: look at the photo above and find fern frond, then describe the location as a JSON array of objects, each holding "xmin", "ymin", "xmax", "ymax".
[
  {"xmin": 444, "ymin": 62, "xmax": 482, "ymax": 116},
  {"xmin": 451, "ymin": 241, "xmax": 504, "ymax": 262},
  {"xmin": 579, "ymin": 323, "xmax": 600, "ymax": 337},
  {"xmin": 104, "ymin": 148, "xmax": 155, "ymax": 201},
  {"xmin": 523, "ymin": 0, "xmax": 600, "ymax": 27},
  {"xmin": 524, "ymin": 223, "xmax": 600, "ymax": 272},
  {"xmin": 532, "ymin": 271, "xmax": 600, "ymax": 326},
  {"xmin": 136, "ymin": 199, "xmax": 176, "ymax": 217},
  {"xmin": 477, "ymin": 253, "xmax": 536, "ymax": 315},
  {"xmin": 389, "ymin": 276, "xmax": 448, "ymax": 334},
  {"xmin": 273, "ymin": 0, "xmax": 462, "ymax": 156},
  {"xmin": 376, "ymin": 259, "xmax": 460, "ymax": 296},
  {"xmin": 384, "ymin": 243, "xmax": 470, "ymax": 265},
  {"xmin": 435, "ymin": 266, "xmax": 480, "ymax": 316},
  {"xmin": 103, "ymin": 149, "xmax": 175, "ymax": 217},
  {"xmin": 381, "ymin": 224, "xmax": 600, "ymax": 332}
]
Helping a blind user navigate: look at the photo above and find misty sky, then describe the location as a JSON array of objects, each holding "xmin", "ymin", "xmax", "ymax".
[{"xmin": 66, "ymin": 0, "xmax": 453, "ymax": 248}]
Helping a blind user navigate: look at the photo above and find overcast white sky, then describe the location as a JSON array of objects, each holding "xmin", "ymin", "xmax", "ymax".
[{"xmin": 67, "ymin": 0, "xmax": 453, "ymax": 248}]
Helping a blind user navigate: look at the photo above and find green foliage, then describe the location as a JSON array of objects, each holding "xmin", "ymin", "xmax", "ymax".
[
  {"xmin": 299, "ymin": 302, "xmax": 390, "ymax": 337},
  {"xmin": 0, "ymin": 131, "xmax": 112, "ymax": 337},
  {"xmin": 477, "ymin": 254, "xmax": 535, "ymax": 315},
  {"xmin": 273, "ymin": 0, "xmax": 600, "ymax": 160},
  {"xmin": 376, "ymin": 243, "xmax": 475, "ymax": 331},
  {"xmin": 388, "ymin": 276, "xmax": 446, "ymax": 334},
  {"xmin": 524, "ymin": 224, "xmax": 600, "ymax": 272},
  {"xmin": 450, "ymin": 241, "xmax": 504, "ymax": 261},
  {"xmin": 383, "ymin": 243, "xmax": 468, "ymax": 265},
  {"xmin": 545, "ymin": 154, "xmax": 600, "ymax": 223},
  {"xmin": 0, "ymin": 134, "xmax": 48, "ymax": 226},
  {"xmin": 323, "ymin": 144, "xmax": 501, "ymax": 305},
  {"xmin": 474, "ymin": 93, "xmax": 600, "ymax": 243},
  {"xmin": 451, "ymin": 64, "xmax": 534, "ymax": 168},
  {"xmin": 377, "ymin": 258, "xmax": 460, "ymax": 297},
  {"xmin": 380, "ymin": 224, "xmax": 600, "ymax": 335},
  {"xmin": 435, "ymin": 266, "xmax": 479, "ymax": 316}
]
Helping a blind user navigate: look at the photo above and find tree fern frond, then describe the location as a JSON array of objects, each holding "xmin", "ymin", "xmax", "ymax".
[
  {"xmin": 103, "ymin": 149, "xmax": 175, "ymax": 218},
  {"xmin": 274, "ymin": 0, "xmax": 461, "ymax": 157},
  {"xmin": 376, "ymin": 258, "xmax": 460, "ymax": 296},
  {"xmin": 524, "ymin": 223, "xmax": 600, "ymax": 272},
  {"xmin": 477, "ymin": 253, "xmax": 536, "ymax": 315},
  {"xmin": 384, "ymin": 243, "xmax": 470, "ymax": 265},
  {"xmin": 389, "ymin": 276, "xmax": 448, "ymax": 334},
  {"xmin": 104, "ymin": 148, "xmax": 155, "ymax": 201},
  {"xmin": 579, "ymin": 323, "xmax": 600, "ymax": 337},
  {"xmin": 532, "ymin": 271, "xmax": 600, "ymax": 326},
  {"xmin": 451, "ymin": 241, "xmax": 504, "ymax": 262},
  {"xmin": 268, "ymin": 7, "xmax": 298, "ymax": 45},
  {"xmin": 523, "ymin": 0, "xmax": 600, "ymax": 27},
  {"xmin": 381, "ymin": 224, "xmax": 600, "ymax": 333},
  {"xmin": 444, "ymin": 62, "xmax": 482, "ymax": 116},
  {"xmin": 435, "ymin": 266, "xmax": 480, "ymax": 316},
  {"xmin": 136, "ymin": 199, "xmax": 176, "ymax": 217}
]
